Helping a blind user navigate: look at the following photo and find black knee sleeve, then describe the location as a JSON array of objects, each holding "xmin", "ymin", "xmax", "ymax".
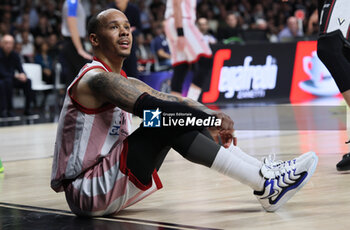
[
  {"xmin": 317, "ymin": 31, "xmax": 350, "ymax": 92},
  {"xmin": 171, "ymin": 63, "xmax": 189, "ymax": 93}
]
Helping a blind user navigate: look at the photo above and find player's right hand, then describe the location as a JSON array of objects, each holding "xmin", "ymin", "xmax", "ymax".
[{"xmin": 176, "ymin": 36, "xmax": 186, "ymax": 50}]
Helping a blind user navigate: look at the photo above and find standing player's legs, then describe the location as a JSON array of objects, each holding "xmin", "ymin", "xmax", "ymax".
[
  {"xmin": 317, "ymin": 0, "xmax": 350, "ymax": 171},
  {"xmin": 164, "ymin": 18, "xmax": 212, "ymax": 99},
  {"xmin": 188, "ymin": 56, "xmax": 213, "ymax": 101},
  {"xmin": 170, "ymin": 63, "xmax": 190, "ymax": 96},
  {"xmin": 182, "ymin": 19, "xmax": 212, "ymax": 100}
]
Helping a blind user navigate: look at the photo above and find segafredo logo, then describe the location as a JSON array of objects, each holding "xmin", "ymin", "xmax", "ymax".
[
  {"xmin": 219, "ymin": 55, "xmax": 278, "ymax": 99},
  {"xmin": 202, "ymin": 49, "xmax": 278, "ymax": 102},
  {"xmin": 143, "ymin": 109, "xmax": 221, "ymax": 127}
]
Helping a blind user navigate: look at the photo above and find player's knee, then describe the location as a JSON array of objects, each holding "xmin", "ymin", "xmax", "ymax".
[
  {"xmin": 317, "ymin": 31, "xmax": 344, "ymax": 63},
  {"xmin": 171, "ymin": 63, "xmax": 189, "ymax": 92},
  {"xmin": 317, "ymin": 36, "xmax": 335, "ymax": 65}
]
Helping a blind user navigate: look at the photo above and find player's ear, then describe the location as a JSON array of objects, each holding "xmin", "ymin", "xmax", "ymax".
[{"xmin": 89, "ymin": 33, "xmax": 99, "ymax": 46}]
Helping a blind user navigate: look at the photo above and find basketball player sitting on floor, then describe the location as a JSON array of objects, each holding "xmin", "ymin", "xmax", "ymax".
[{"xmin": 50, "ymin": 9, "xmax": 318, "ymax": 217}]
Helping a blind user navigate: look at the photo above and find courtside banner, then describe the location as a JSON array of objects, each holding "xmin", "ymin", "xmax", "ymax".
[
  {"xmin": 289, "ymin": 41, "xmax": 341, "ymax": 103},
  {"xmin": 201, "ymin": 43, "xmax": 297, "ymax": 103}
]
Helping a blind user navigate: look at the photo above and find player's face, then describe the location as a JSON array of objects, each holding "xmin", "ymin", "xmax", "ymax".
[{"xmin": 98, "ymin": 10, "xmax": 132, "ymax": 58}]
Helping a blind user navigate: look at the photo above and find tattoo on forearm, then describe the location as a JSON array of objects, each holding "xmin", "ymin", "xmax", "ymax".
[{"xmin": 127, "ymin": 77, "xmax": 211, "ymax": 114}]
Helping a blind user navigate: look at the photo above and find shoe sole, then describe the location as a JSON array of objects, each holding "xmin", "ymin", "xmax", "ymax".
[
  {"xmin": 265, "ymin": 152, "xmax": 318, "ymax": 212},
  {"xmin": 337, "ymin": 165, "xmax": 350, "ymax": 171}
]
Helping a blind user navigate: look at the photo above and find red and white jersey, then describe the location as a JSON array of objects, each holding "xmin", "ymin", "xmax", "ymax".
[
  {"xmin": 165, "ymin": 0, "xmax": 197, "ymax": 22},
  {"xmin": 50, "ymin": 57, "xmax": 132, "ymax": 192},
  {"xmin": 164, "ymin": 0, "xmax": 212, "ymax": 66}
]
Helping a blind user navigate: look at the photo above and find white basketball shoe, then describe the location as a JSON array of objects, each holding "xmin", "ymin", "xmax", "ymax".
[{"xmin": 254, "ymin": 152, "xmax": 318, "ymax": 212}]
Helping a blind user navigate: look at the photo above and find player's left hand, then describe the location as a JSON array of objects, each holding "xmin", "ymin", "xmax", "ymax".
[
  {"xmin": 208, "ymin": 127, "xmax": 235, "ymax": 148},
  {"xmin": 212, "ymin": 111, "xmax": 234, "ymax": 131}
]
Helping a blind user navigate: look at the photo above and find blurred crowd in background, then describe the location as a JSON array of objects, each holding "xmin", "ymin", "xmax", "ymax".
[{"xmin": 0, "ymin": 0, "xmax": 320, "ymax": 79}]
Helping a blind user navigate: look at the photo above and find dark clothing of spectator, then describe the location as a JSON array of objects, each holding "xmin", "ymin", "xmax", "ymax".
[
  {"xmin": 31, "ymin": 25, "xmax": 53, "ymax": 38},
  {"xmin": 151, "ymin": 34, "xmax": 171, "ymax": 67},
  {"xmin": 34, "ymin": 53, "xmax": 54, "ymax": 84},
  {"xmin": 0, "ymin": 48, "xmax": 33, "ymax": 116},
  {"xmin": 217, "ymin": 27, "xmax": 243, "ymax": 43},
  {"xmin": 107, "ymin": 2, "xmax": 142, "ymax": 36}
]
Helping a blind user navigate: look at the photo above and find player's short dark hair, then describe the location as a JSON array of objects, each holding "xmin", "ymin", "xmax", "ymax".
[{"xmin": 87, "ymin": 13, "xmax": 101, "ymax": 35}]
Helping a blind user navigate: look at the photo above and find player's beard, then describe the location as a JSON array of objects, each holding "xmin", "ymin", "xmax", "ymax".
[{"xmin": 119, "ymin": 51, "xmax": 130, "ymax": 58}]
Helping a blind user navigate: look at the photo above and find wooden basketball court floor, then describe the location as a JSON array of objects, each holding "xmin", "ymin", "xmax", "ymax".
[{"xmin": 0, "ymin": 101, "xmax": 350, "ymax": 230}]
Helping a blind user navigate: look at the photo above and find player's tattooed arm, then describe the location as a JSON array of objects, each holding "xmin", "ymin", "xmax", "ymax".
[
  {"xmin": 86, "ymin": 71, "xmax": 143, "ymax": 113},
  {"xmin": 129, "ymin": 77, "xmax": 234, "ymax": 132},
  {"xmin": 128, "ymin": 77, "xmax": 213, "ymax": 114}
]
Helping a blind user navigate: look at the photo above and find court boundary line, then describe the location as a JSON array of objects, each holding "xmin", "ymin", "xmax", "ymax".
[{"xmin": 0, "ymin": 202, "xmax": 221, "ymax": 230}]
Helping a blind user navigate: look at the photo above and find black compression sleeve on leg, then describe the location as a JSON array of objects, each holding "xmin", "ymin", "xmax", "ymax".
[
  {"xmin": 133, "ymin": 93, "xmax": 212, "ymax": 120},
  {"xmin": 172, "ymin": 130, "xmax": 220, "ymax": 168}
]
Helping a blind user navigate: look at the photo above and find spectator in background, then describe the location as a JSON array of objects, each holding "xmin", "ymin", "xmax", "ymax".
[
  {"xmin": 151, "ymin": 22, "xmax": 171, "ymax": 69},
  {"xmin": 47, "ymin": 33, "xmax": 60, "ymax": 63},
  {"xmin": 1, "ymin": 11, "xmax": 15, "ymax": 34},
  {"xmin": 244, "ymin": 18, "xmax": 269, "ymax": 42},
  {"xmin": 217, "ymin": 12, "xmax": 243, "ymax": 44},
  {"xmin": 196, "ymin": 0, "xmax": 219, "ymax": 33},
  {"xmin": 197, "ymin": 17, "xmax": 217, "ymax": 45},
  {"xmin": 138, "ymin": 0, "xmax": 153, "ymax": 35},
  {"xmin": 306, "ymin": 9, "xmax": 319, "ymax": 38},
  {"xmin": 34, "ymin": 41, "xmax": 54, "ymax": 84},
  {"xmin": 0, "ymin": 34, "xmax": 34, "ymax": 117},
  {"xmin": 0, "ymin": 22, "xmax": 11, "ymax": 37},
  {"xmin": 21, "ymin": 1, "xmax": 40, "ymax": 31},
  {"xmin": 278, "ymin": 16, "xmax": 303, "ymax": 42},
  {"xmin": 107, "ymin": 0, "xmax": 142, "ymax": 78},
  {"xmin": 135, "ymin": 33, "xmax": 153, "ymax": 73},
  {"xmin": 150, "ymin": 0, "xmax": 166, "ymax": 22},
  {"xmin": 31, "ymin": 14, "xmax": 54, "ymax": 38},
  {"xmin": 251, "ymin": 3, "xmax": 265, "ymax": 23},
  {"xmin": 15, "ymin": 29, "xmax": 35, "ymax": 62},
  {"xmin": 14, "ymin": 41, "xmax": 25, "ymax": 63},
  {"xmin": 44, "ymin": 0, "xmax": 61, "ymax": 34}
]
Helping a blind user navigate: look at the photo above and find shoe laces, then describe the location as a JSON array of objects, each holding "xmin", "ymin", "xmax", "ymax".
[
  {"xmin": 263, "ymin": 153, "xmax": 284, "ymax": 169},
  {"xmin": 261, "ymin": 153, "xmax": 296, "ymax": 179}
]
